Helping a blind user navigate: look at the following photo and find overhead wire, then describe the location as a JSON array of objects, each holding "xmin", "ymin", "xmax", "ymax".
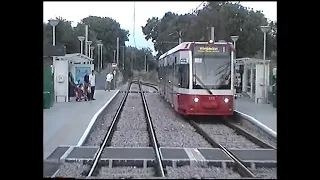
[{"xmin": 191, "ymin": 1, "xmax": 206, "ymax": 14}]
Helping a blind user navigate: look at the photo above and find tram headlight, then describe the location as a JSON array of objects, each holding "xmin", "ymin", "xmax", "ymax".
[
  {"xmin": 194, "ymin": 97, "xmax": 199, "ymax": 103},
  {"xmin": 224, "ymin": 98, "xmax": 229, "ymax": 103}
]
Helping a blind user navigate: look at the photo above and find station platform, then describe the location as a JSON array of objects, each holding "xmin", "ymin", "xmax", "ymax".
[
  {"xmin": 43, "ymin": 90, "xmax": 119, "ymax": 160},
  {"xmin": 235, "ymin": 97, "xmax": 277, "ymax": 132}
]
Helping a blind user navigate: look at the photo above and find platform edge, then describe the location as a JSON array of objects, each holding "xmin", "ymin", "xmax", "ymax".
[
  {"xmin": 76, "ymin": 90, "xmax": 120, "ymax": 146},
  {"xmin": 234, "ymin": 110, "xmax": 277, "ymax": 139}
]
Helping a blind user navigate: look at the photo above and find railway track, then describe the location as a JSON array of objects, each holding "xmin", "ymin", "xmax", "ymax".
[
  {"xmin": 49, "ymin": 79, "xmax": 276, "ymax": 179},
  {"xmin": 143, "ymin": 84, "xmax": 276, "ymax": 179},
  {"xmin": 185, "ymin": 119, "xmax": 275, "ymax": 178},
  {"xmin": 84, "ymin": 80, "xmax": 165, "ymax": 178}
]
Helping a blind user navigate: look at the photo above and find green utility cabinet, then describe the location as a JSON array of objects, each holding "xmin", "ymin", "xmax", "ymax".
[
  {"xmin": 43, "ymin": 91, "xmax": 51, "ymax": 109},
  {"xmin": 43, "ymin": 67, "xmax": 54, "ymax": 109}
]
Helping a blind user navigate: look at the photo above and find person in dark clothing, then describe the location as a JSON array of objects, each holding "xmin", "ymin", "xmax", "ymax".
[
  {"xmin": 84, "ymin": 71, "xmax": 90, "ymax": 99},
  {"xmin": 68, "ymin": 72, "xmax": 76, "ymax": 102}
]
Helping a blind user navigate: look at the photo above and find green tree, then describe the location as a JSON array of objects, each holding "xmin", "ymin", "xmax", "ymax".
[
  {"xmin": 43, "ymin": 17, "xmax": 79, "ymax": 54},
  {"xmin": 142, "ymin": 2, "xmax": 277, "ymax": 59},
  {"xmin": 74, "ymin": 16, "xmax": 130, "ymax": 69}
]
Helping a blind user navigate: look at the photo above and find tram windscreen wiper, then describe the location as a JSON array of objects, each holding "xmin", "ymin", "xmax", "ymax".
[{"xmin": 193, "ymin": 75, "xmax": 213, "ymax": 95}]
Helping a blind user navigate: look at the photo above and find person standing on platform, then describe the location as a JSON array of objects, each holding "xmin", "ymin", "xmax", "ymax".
[
  {"xmin": 105, "ymin": 72, "xmax": 114, "ymax": 92},
  {"xmin": 89, "ymin": 70, "xmax": 96, "ymax": 100},
  {"xmin": 68, "ymin": 72, "xmax": 76, "ymax": 102},
  {"xmin": 83, "ymin": 71, "xmax": 90, "ymax": 100}
]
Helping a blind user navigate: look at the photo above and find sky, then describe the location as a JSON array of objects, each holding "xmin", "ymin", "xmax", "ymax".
[{"xmin": 43, "ymin": 1, "xmax": 277, "ymax": 54}]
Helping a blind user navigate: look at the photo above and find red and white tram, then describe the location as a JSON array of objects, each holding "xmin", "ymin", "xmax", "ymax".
[{"xmin": 158, "ymin": 40, "xmax": 235, "ymax": 116}]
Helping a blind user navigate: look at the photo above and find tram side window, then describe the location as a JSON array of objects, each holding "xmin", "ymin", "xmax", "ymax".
[
  {"xmin": 174, "ymin": 64, "xmax": 180, "ymax": 87},
  {"xmin": 163, "ymin": 66, "xmax": 167, "ymax": 81},
  {"xmin": 165, "ymin": 66, "xmax": 169, "ymax": 82},
  {"xmin": 179, "ymin": 64, "xmax": 189, "ymax": 88},
  {"xmin": 169, "ymin": 64, "xmax": 174, "ymax": 83}
]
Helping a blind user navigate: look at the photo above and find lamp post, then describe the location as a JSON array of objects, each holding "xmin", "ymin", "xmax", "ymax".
[
  {"xmin": 49, "ymin": 19, "xmax": 59, "ymax": 46},
  {"xmin": 260, "ymin": 25, "xmax": 270, "ymax": 103},
  {"xmin": 113, "ymin": 50, "xmax": 116, "ymax": 63},
  {"xmin": 231, "ymin": 36, "xmax": 239, "ymax": 55},
  {"xmin": 90, "ymin": 46, "xmax": 94, "ymax": 59},
  {"xmin": 77, "ymin": 36, "xmax": 85, "ymax": 54},
  {"xmin": 49, "ymin": 19, "xmax": 59, "ymax": 103},
  {"xmin": 231, "ymin": 36, "xmax": 239, "ymax": 95},
  {"xmin": 116, "ymin": 37, "xmax": 120, "ymax": 66},
  {"xmin": 144, "ymin": 54, "xmax": 147, "ymax": 72},
  {"xmin": 85, "ymin": 25, "xmax": 89, "ymax": 56},
  {"xmin": 87, "ymin": 41, "xmax": 92, "ymax": 57},
  {"xmin": 100, "ymin": 44, "xmax": 103, "ymax": 70},
  {"xmin": 97, "ymin": 43, "xmax": 103, "ymax": 71},
  {"xmin": 96, "ymin": 40, "xmax": 102, "ymax": 71},
  {"xmin": 120, "ymin": 46, "xmax": 125, "ymax": 69}
]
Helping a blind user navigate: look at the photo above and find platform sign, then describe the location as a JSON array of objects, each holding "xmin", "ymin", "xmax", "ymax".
[{"xmin": 112, "ymin": 63, "xmax": 117, "ymax": 68}]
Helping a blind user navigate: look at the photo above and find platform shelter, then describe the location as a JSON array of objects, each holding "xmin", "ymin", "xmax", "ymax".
[
  {"xmin": 235, "ymin": 58, "xmax": 271, "ymax": 104},
  {"xmin": 52, "ymin": 53, "xmax": 94, "ymax": 103}
]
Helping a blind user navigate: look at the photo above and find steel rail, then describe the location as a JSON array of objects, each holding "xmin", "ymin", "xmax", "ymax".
[
  {"xmin": 136, "ymin": 81, "xmax": 159, "ymax": 91},
  {"xmin": 138, "ymin": 80, "xmax": 165, "ymax": 177},
  {"xmin": 187, "ymin": 119, "xmax": 256, "ymax": 178},
  {"xmin": 222, "ymin": 119, "xmax": 276, "ymax": 149},
  {"xmin": 86, "ymin": 81, "xmax": 132, "ymax": 177}
]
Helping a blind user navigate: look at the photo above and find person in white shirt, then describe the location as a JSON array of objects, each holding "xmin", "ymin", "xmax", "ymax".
[
  {"xmin": 89, "ymin": 70, "xmax": 96, "ymax": 100},
  {"xmin": 105, "ymin": 72, "xmax": 114, "ymax": 92}
]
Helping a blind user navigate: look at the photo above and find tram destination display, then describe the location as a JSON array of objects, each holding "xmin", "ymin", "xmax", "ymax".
[{"xmin": 193, "ymin": 45, "xmax": 230, "ymax": 57}]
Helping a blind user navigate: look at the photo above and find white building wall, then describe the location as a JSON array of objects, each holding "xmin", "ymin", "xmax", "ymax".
[{"xmin": 54, "ymin": 60, "xmax": 69, "ymax": 102}]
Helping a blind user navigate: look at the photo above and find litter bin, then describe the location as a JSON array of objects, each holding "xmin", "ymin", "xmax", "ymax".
[{"xmin": 43, "ymin": 91, "xmax": 51, "ymax": 109}]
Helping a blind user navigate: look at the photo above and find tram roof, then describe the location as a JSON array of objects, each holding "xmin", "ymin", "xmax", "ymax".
[{"xmin": 158, "ymin": 41, "xmax": 232, "ymax": 60}]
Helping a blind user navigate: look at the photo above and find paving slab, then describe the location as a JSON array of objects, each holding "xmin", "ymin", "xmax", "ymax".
[
  {"xmin": 43, "ymin": 90, "xmax": 118, "ymax": 160},
  {"xmin": 229, "ymin": 149, "xmax": 277, "ymax": 162},
  {"xmin": 235, "ymin": 97, "xmax": 277, "ymax": 131}
]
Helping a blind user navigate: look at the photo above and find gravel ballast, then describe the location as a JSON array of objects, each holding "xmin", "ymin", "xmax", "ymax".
[
  {"xmin": 130, "ymin": 83, "xmax": 140, "ymax": 91},
  {"xmin": 250, "ymin": 168, "xmax": 277, "ymax": 179},
  {"xmin": 198, "ymin": 123, "xmax": 260, "ymax": 149},
  {"xmin": 111, "ymin": 92, "xmax": 150, "ymax": 147},
  {"xmin": 83, "ymin": 93, "xmax": 125, "ymax": 146},
  {"xmin": 83, "ymin": 83, "xmax": 129, "ymax": 146},
  {"xmin": 98, "ymin": 167, "xmax": 156, "ymax": 179},
  {"xmin": 166, "ymin": 165, "xmax": 241, "ymax": 179},
  {"xmin": 145, "ymin": 93, "xmax": 211, "ymax": 148},
  {"xmin": 54, "ymin": 162, "xmax": 89, "ymax": 178},
  {"xmin": 229, "ymin": 120, "xmax": 277, "ymax": 148}
]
